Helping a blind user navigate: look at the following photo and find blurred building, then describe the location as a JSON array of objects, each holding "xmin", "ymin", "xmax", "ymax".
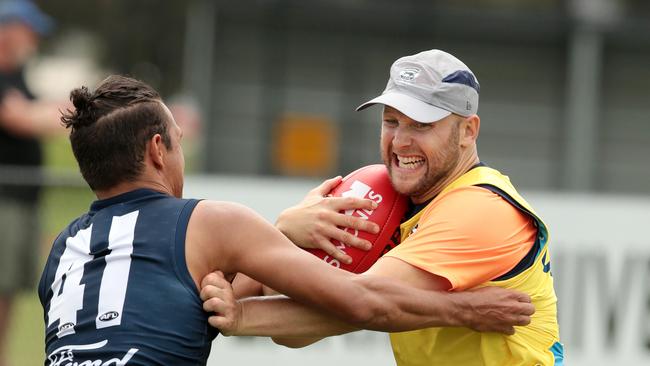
[
  {"xmin": 180, "ymin": 0, "xmax": 650, "ymax": 194},
  {"xmin": 20, "ymin": 0, "xmax": 650, "ymax": 191}
]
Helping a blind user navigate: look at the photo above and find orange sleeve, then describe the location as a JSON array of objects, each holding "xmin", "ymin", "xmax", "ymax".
[{"xmin": 384, "ymin": 186, "xmax": 536, "ymax": 291}]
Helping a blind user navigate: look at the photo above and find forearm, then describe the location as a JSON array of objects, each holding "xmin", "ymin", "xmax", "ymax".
[
  {"xmin": 233, "ymin": 277, "xmax": 463, "ymax": 337},
  {"xmin": 345, "ymin": 274, "xmax": 463, "ymax": 332},
  {"xmin": 232, "ymin": 273, "xmax": 264, "ymax": 299},
  {"xmin": 235, "ymin": 295, "xmax": 358, "ymax": 338},
  {"xmin": 0, "ymin": 104, "xmax": 65, "ymax": 137},
  {"xmin": 233, "ymin": 248, "xmax": 464, "ymax": 332}
]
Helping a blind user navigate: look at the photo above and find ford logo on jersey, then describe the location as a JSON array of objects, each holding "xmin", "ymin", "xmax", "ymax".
[
  {"xmin": 98, "ymin": 311, "xmax": 119, "ymax": 322},
  {"xmin": 47, "ymin": 340, "xmax": 139, "ymax": 366}
]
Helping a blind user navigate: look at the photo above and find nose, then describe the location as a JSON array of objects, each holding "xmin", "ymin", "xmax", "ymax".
[{"xmin": 392, "ymin": 125, "xmax": 412, "ymax": 149}]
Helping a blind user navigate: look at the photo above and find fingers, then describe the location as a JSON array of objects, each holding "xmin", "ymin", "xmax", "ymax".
[
  {"xmin": 519, "ymin": 302, "xmax": 535, "ymax": 316},
  {"xmin": 201, "ymin": 283, "xmax": 229, "ymax": 303},
  {"xmin": 514, "ymin": 291, "xmax": 532, "ymax": 303},
  {"xmin": 203, "ymin": 295, "xmax": 227, "ymax": 313},
  {"xmin": 516, "ymin": 314, "xmax": 532, "ymax": 327},
  {"xmin": 201, "ymin": 276, "xmax": 239, "ymax": 335},
  {"xmin": 462, "ymin": 286, "xmax": 537, "ymax": 336},
  {"xmin": 208, "ymin": 314, "xmax": 231, "ymax": 334},
  {"xmin": 310, "ymin": 176, "xmax": 343, "ymax": 196},
  {"xmin": 204, "ymin": 298, "xmax": 237, "ymax": 335},
  {"xmin": 330, "ymin": 208, "xmax": 380, "ymax": 235},
  {"xmin": 324, "ymin": 225, "xmax": 372, "ymax": 251},
  {"xmin": 316, "ymin": 237, "xmax": 353, "ymax": 265},
  {"xmin": 328, "ymin": 196, "xmax": 378, "ymax": 213},
  {"xmin": 200, "ymin": 270, "xmax": 227, "ymax": 290},
  {"xmin": 202, "ymin": 278, "xmax": 240, "ymax": 336}
]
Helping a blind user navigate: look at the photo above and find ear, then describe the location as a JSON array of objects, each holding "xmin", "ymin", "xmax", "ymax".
[
  {"xmin": 147, "ymin": 134, "xmax": 166, "ymax": 170},
  {"xmin": 459, "ymin": 115, "xmax": 480, "ymax": 147}
]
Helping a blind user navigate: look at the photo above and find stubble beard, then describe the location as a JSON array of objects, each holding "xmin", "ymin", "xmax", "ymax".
[{"xmin": 384, "ymin": 123, "xmax": 461, "ymax": 199}]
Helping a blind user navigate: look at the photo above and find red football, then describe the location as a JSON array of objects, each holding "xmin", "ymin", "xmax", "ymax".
[{"xmin": 306, "ymin": 164, "xmax": 409, "ymax": 273}]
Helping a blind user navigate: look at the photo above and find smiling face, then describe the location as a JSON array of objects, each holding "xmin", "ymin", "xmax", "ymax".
[{"xmin": 380, "ymin": 106, "xmax": 463, "ymax": 203}]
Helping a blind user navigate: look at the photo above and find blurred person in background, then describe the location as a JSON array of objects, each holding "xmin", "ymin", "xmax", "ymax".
[{"xmin": 0, "ymin": 1, "xmax": 62, "ymax": 364}]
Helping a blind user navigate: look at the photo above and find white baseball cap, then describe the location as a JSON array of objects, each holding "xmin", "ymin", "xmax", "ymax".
[{"xmin": 357, "ymin": 49, "xmax": 480, "ymax": 123}]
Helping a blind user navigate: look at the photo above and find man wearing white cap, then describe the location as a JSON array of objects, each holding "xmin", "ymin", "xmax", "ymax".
[{"xmin": 202, "ymin": 49, "xmax": 563, "ymax": 365}]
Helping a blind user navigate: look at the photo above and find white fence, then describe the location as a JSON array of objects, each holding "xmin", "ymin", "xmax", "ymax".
[{"xmin": 183, "ymin": 175, "xmax": 650, "ymax": 366}]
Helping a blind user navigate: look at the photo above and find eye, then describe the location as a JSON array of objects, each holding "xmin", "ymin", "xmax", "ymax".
[
  {"xmin": 413, "ymin": 122, "xmax": 432, "ymax": 130},
  {"xmin": 382, "ymin": 119, "xmax": 398, "ymax": 128}
]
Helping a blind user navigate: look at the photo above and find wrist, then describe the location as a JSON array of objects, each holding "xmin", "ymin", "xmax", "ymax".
[
  {"xmin": 234, "ymin": 299, "xmax": 245, "ymax": 335},
  {"xmin": 274, "ymin": 210, "xmax": 291, "ymax": 238},
  {"xmin": 446, "ymin": 292, "xmax": 472, "ymax": 328}
]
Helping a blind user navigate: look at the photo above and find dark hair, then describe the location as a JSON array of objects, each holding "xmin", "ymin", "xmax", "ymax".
[{"xmin": 61, "ymin": 75, "xmax": 172, "ymax": 191}]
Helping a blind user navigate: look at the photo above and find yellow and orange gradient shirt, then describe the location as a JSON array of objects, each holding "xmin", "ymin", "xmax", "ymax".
[
  {"xmin": 384, "ymin": 166, "xmax": 562, "ymax": 366},
  {"xmin": 386, "ymin": 186, "xmax": 536, "ymax": 291}
]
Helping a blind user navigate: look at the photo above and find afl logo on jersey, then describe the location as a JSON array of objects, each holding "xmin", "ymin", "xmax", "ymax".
[
  {"xmin": 58, "ymin": 322, "xmax": 74, "ymax": 333},
  {"xmin": 98, "ymin": 311, "xmax": 119, "ymax": 322}
]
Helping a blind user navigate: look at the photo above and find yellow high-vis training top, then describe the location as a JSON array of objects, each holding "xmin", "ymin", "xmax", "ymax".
[{"xmin": 385, "ymin": 166, "xmax": 563, "ymax": 366}]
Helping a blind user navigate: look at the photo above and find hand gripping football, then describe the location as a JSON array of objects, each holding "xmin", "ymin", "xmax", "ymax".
[{"xmin": 307, "ymin": 164, "xmax": 409, "ymax": 273}]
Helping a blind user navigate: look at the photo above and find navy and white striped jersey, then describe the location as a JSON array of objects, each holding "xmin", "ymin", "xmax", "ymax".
[{"xmin": 39, "ymin": 189, "xmax": 218, "ymax": 366}]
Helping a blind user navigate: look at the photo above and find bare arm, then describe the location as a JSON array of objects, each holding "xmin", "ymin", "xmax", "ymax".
[
  {"xmin": 228, "ymin": 274, "xmax": 330, "ymax": 347},
  {"xmin": 188, "ymin": 201, "xmax": 533, "ymax": 333},
  {"xmin": 201, "ymin": 255, "xmax": 534, "ymax": 346},
  {"xmin": 0, "ymin": 89, "xmax": 69, "ymax": 137},
  {"xmin": 202, "ymin": 274, "xmax": 355, "ymax": 338},
  {"xmin": 231, "ymin": 273, "xmax": 264, "ymax": 299}
]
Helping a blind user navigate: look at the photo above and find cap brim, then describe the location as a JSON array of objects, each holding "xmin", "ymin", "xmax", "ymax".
[{"xmin": 356, "ymin": 92, "xmax": 451, "ymax": 123}]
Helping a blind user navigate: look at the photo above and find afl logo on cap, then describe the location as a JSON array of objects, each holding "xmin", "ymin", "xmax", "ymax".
[{"xmin": 399, "ymin": 68, "xmax": 420, "ymax": 82}]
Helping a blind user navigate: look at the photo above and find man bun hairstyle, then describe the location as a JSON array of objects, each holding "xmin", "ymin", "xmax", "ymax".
[
  {"xmin": 63, "ymin": 86, "xmax": 95, "ymax": 129},
  {"xmin": 61, "ymin": 75, "xmax": 172, "ymax": 191}
]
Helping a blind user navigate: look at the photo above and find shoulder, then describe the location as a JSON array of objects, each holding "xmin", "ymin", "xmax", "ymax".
[
  {"xmin": 425, "ymin": 186, "xmax": 514, "ymax": 218},
  {"xmin": 186, "ymin": 200, "xmax": 268, "ymax": 258},
  {"xmin": 418, "ymin": 186, "xmax": 531, "ymax": 238},
  {"xmin": 190, "ymin": 200, "xmax": 262, "ymax": 228},
  {"xmin": 58, "ymin": 213, "xmax": 92, "ymax": 242}
]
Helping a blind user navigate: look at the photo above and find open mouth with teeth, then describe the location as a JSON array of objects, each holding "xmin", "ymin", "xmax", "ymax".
[{"xmin": 395, "ymin": 154, "xmax": 426, "ymax": 170}]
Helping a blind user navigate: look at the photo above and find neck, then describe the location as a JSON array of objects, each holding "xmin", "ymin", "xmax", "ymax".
[
  {"xmin": 411, "ymin": 153, "xmax": 480, "ymax": 204},
  {"xmin": 94, "ymin": 179, "xmax": 173, "ymax": 200}
]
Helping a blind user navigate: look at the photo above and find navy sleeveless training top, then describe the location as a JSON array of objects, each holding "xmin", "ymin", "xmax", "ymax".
[{"xmin": 38, "ymin": 189, "xmax": 218, "ymax": 365}]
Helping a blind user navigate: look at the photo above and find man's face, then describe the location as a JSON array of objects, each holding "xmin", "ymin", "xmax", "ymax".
[
  {"xmin": 0, "ymin": 22, "xmax": 38, "ymax": 69},
  {"xmin": 380, "ymin": 106, "xmax": 461, "ymax": 203},
  {"xmin": 161, "ymin": 103, "xmax": 185, "ymax": 198}
]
